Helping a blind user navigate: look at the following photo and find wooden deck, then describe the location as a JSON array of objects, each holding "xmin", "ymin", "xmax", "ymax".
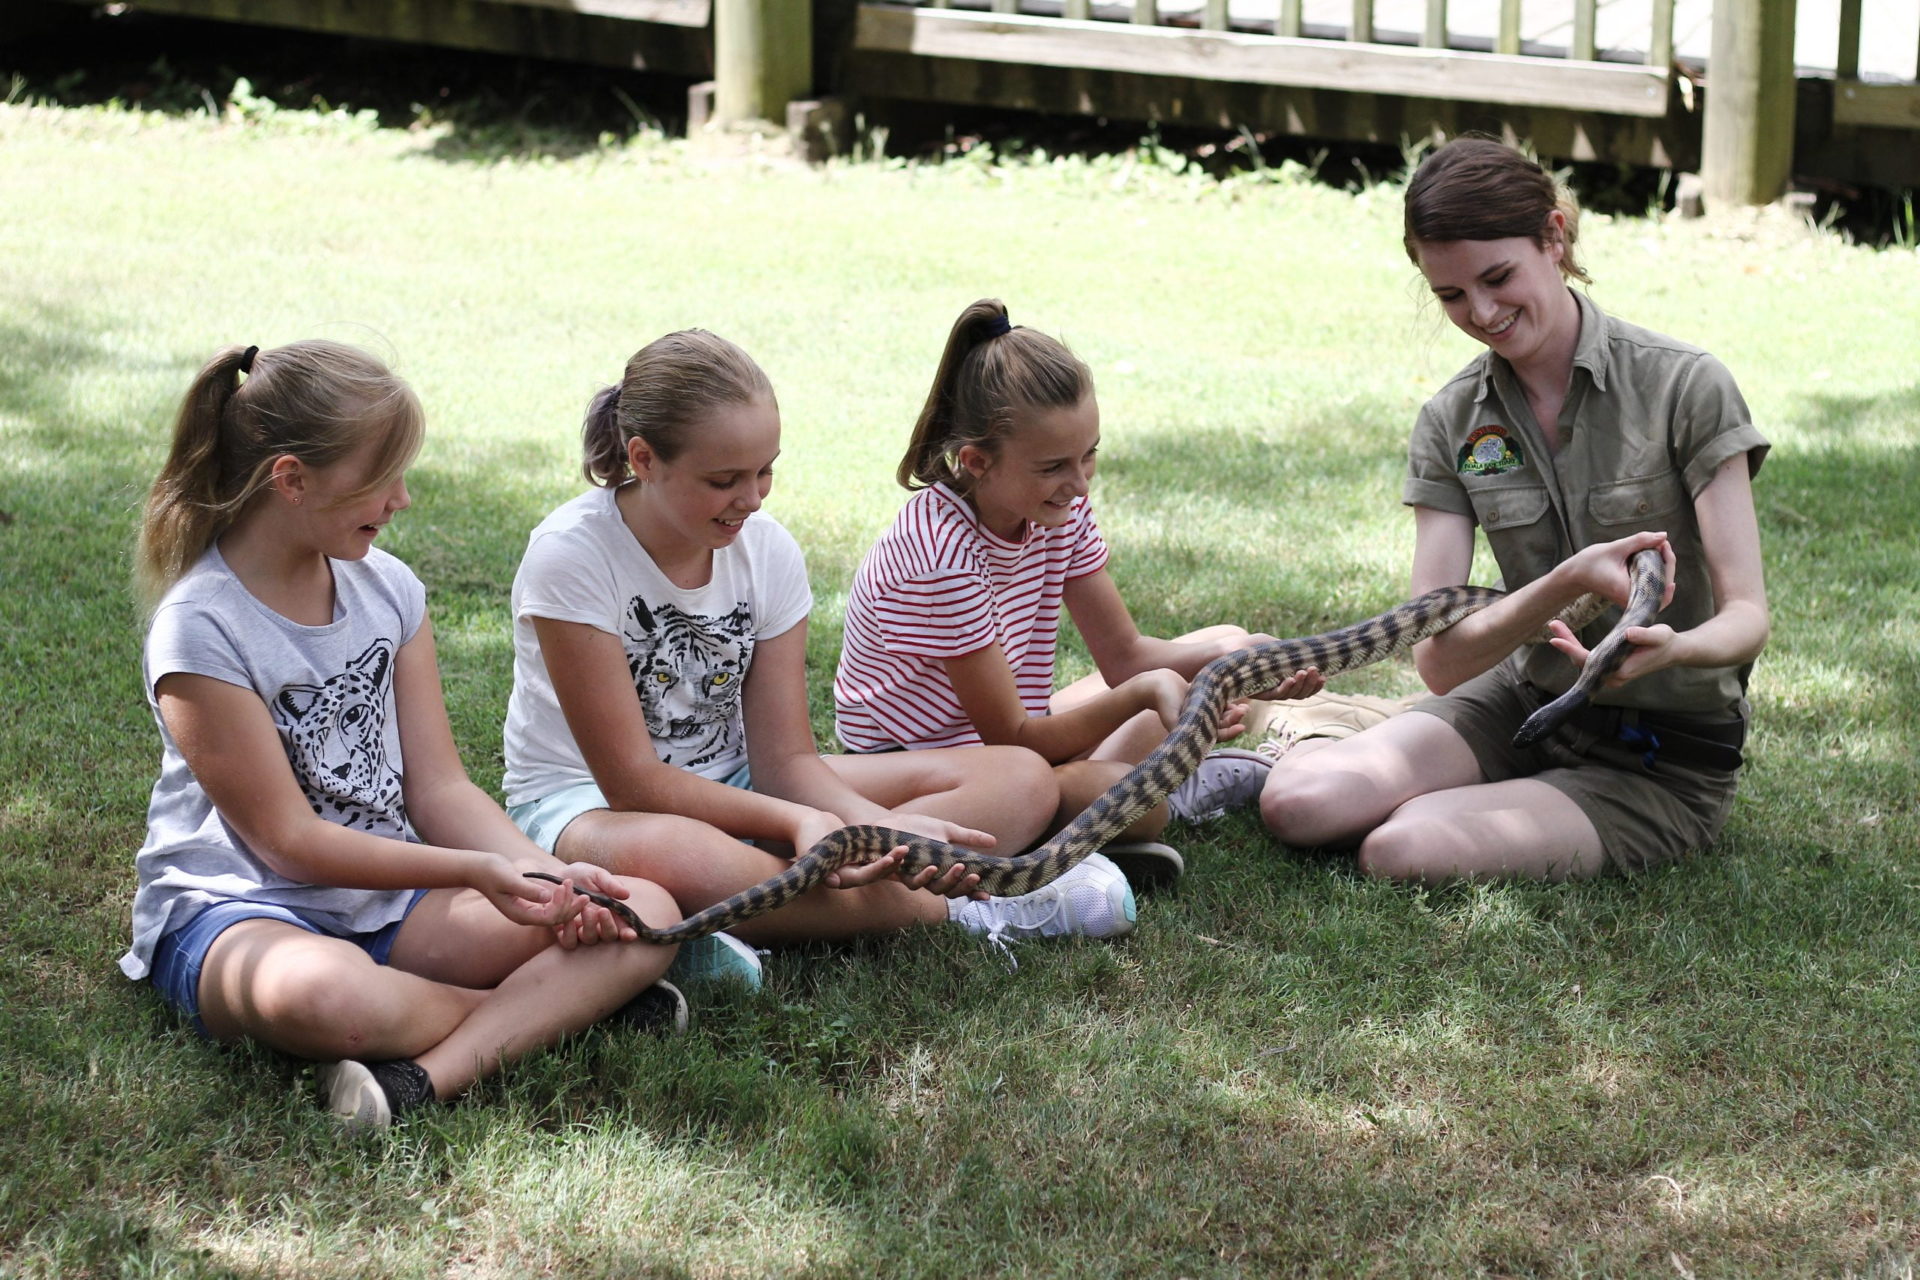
[{"xmin": 23, "ymin": 0, "xmax": 1919, "ymax": 189}]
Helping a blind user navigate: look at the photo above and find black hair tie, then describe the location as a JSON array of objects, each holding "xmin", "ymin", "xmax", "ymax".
[
  {"xmin": 239, "ymin": 345, "xmax": 259, "ymax": 374},
  {"xmin": 982, "ymin": 315, "xmax": 1012, "ymax": 338}
]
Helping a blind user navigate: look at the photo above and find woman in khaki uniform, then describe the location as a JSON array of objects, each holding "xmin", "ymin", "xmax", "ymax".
[{"xmin": 1259, "ymin": 138, "xmax": 1770, "ymax": 881}]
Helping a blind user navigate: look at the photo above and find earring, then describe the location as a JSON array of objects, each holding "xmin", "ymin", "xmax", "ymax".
[{"xmin": 291, "ymin": 496, "xmax": 302, "ymax": 506}]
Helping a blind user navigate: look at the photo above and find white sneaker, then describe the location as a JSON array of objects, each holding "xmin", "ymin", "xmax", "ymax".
[
  {"xmin": 949, "ymin": 852, "xmax": 1136, "ymax": 944},
  {"xmin": 1166, "ymin": 748, "xmax": 1273, "ymax": 823}
]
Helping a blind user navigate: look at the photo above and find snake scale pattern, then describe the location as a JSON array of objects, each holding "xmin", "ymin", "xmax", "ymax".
[{"xmin": 532, "ymin": 550, "xmax": 1666, "ymax": 944}]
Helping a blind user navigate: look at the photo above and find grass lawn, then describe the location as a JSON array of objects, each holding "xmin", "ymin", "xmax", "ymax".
[{"xmin": 3, "ymin": 96, "xmax": 1919, "ymax": 1278}]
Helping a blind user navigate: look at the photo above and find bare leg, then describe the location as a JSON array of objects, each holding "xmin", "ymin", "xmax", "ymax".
[
  {"xmin": 1052, "ymin": 758, "xmax": 1169, "ymax": 841},
  {"xmin": 1259, "ymin": 712, "xmax": 1607, "ymax": 882},
  {"xmin": 1259, "ymin": 712, "xmax": 1483, "ymax": 847},
  {"xmin": 821, "ymin": 744, "xmax": 1056, "ymax": 853},
  {"xmin": 558, "ymin": 809, "xmax": 950, "ymax": 945},
  {"xmin": 196, "ymin": 878, "xmax": 677, "ymax": 1096},
  {"xmin": 1355, "ymin": 779, "xmax": 1606, "ymax": 883}
]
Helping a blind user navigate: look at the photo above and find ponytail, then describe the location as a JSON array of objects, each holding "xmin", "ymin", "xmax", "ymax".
[
  {"xmin": 581, "ymin": 384, "xmax": 627, "ymax": 486},
  {"xmin": 897, "ymin": 299, "xmax": 1091, "ymax": 493},
  {"xmin": 136, "ymin": 346, "xmax": 253, "ymax": 608},
  {"xmin": 136, "ymin": 341, "xmax": 424, "ymax": 610},
  {"xmin": 583, "ymin": 330, "xmax": 773, "ymax": 488}
]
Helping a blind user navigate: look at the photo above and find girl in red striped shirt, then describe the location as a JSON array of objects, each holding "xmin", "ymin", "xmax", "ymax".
[{"xmin": 834, "ymin": 300, "xmax": 1324, "ymax": 886}]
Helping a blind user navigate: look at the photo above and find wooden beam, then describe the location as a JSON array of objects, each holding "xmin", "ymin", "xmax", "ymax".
[
  {"xmin": 1834, "ymin": 81, "xmax": 1920, "ymax": 129},
  {"xmin": 1277, "ymin": 0, "xmax": 1302, "ymax": 39},
  {"xmin": 1702, "ymin": 0, "xmax": 1798, "ymax": 205},
  {"xmin": 853, "ymin": 5, "xmax": 1673, "ymax": 116},
  {"xmin": 845, "ymin": 47, "xmax": 1698, "ymax": 168},
  {"xmin": 1350, "ymin": 0, "xmax": 1373, "ymax": 44},
  {"xmin": 714, "ymin": 0, "xmax": 811, "ymax": 125},
  {"xmin": 476, "ymin": 0, "xmax": 708, "ymax": 23},
  {"xmin": 1423, "ymin": 0, "xmax": 1447, "ymax": 50},
  {"xmin": 46, "ymin": 0, "xmax": 712, "ymax": 72}
]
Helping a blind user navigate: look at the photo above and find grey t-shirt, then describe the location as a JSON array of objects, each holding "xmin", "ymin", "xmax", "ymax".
[{"xmin": 120, "ymin": 545, "xmax": 425, "ymax": 980}]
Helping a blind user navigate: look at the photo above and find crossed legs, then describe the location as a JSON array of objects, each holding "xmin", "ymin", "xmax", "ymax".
[
  {"xmin": 1258, "ymin": 712, "xmax": 1608, "ymax": 883},
  {"xmin": 558, "ymin": 745, "xmax": 1058, "ymax": 946},
  {"xmin": 195, "ymin": 877, "xmax": 679, "ymax": 1098}
]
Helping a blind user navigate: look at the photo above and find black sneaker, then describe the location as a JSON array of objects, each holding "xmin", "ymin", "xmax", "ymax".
[
  {"xmin": 1097, "ymin": 841, "xmax": 1185, "ymax": 892},
  {"xmin": 318, "ymin": 1057, "xmax": 434, "ymax": 1131},
  {"xmin": 611, "ymin": 979, "xmax": 690, "ymax": 1035}
]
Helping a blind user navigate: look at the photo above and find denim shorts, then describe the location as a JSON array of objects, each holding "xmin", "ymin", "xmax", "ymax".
[
  {"xmin": 148, "ymin": 891, "xmax": 428, "ymax": 1038},
  {"xmin": 508, "ymin": 765, "xmax": 754, "ymax": 854}
]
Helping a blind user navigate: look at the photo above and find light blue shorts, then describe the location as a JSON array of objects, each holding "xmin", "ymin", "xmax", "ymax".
[
  {"xmin": 508, "ymin": 765, "xmax": 754, "ymax": 854},
  {"xmin": 149, "ymin": 891, "xmax": 429, "ymax": 1038}
]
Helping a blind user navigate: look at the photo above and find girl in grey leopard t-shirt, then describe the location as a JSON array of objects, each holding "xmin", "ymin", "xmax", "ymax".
[{"xmin": 129, "ymin": 340, "xmax": 684, "ymax": 1130}]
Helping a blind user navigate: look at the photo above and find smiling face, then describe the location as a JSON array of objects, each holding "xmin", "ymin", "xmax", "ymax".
[
  {"xmin": 960, "ymin": 394, "xmax": 1100, "ymax": 541},
  {"xmin": 1414, "ymin": 213, "xmax": 1579, "ymax": 373},
  {"xmin": 626, "ymin": 395, "xmax": 780, "ymax": 563},
  {"xmin": 288, "ymin": 435, "xmax": 413, "ymax": 561}
]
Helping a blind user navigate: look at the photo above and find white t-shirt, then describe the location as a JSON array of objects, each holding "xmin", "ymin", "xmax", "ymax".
[
  {"xmin": 122, "ymin": 545, "xmax": 425, "ymax": 980},
  {"xmin": 833, "ymin": 483, "xmax": 1109, "ymax": 751},
  {"xmin": 503, "ymin": 485, "xmax": 813, "ymax": 806}
]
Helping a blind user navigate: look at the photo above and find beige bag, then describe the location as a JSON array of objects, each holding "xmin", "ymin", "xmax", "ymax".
[{"xmin": 1238, "ymin": 689, "xmax": 1421, "ymax": 758}]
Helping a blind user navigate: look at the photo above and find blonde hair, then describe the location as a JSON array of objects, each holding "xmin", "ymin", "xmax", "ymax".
[
  {"xmin": 1403, "ymin": 137, "xmax": 1591, "ymax": 284},
  {"xmin": 136, "ymin": 341, "xmax": 424, "ymax": 609},
  {"xmin": 581, "ymin": 330, "xmax": 775, "ymax": 486},
  {"xmin": 897, "ymin": 299, "xmax": 1092, "ymax": 493}
]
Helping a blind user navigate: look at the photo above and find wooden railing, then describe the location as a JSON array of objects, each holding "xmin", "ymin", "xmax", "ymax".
[
  {"xmin": 1834, "ymin": 0, "xmax": 1920, "ymax": 128},
  {"xmin": 930, "ymin": 0, "xmax": 1677, "ymax": 67},
  {"xmin": 855, "ymin": 2, "xmax": 1678, "ymax": 117}
]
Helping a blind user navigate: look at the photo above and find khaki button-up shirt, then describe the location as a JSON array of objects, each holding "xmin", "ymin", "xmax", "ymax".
[{"xmin": 1403, "ymin": 292, "xmax": 1769, "ymax": 717}]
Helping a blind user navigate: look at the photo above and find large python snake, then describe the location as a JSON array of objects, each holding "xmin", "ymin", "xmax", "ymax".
[{"xmin": 531, "ymin": 548, "xmax": 1667, "ymax": 943}]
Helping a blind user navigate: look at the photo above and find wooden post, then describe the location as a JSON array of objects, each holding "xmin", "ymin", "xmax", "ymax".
[
  {"xmin": 713, "ymin": 0, "xmax": 812, "ymax": 127},
  {"xmin": 1651, "ymin": 0, "xmax": 1675, "ymax": 68},
  {"xmin": 1351, "ymin": 0, "xmax": 1373, "ymax": 44},
  {"xmin": 1496, "ymin": 0, "xmax": 1521, "ymax": 55},
  {"xmin": 1835, "ymin": 0, "xmax": 1860, "ymax": 81},
  {"xmin": 1702, "ymin": 0, "xmax": 1798, "ymax": 206}
]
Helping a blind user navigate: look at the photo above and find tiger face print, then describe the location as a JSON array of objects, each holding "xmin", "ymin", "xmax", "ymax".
[
  {"xmin": 274, "ymin": 639, "xmax": 408, "ymax": 833},
  {"xmin": 622, "ymin": 596, "xmax": 753, "ymax": 771}
]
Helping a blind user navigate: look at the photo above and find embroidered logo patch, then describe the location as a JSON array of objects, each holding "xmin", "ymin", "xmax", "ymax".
[{"xmin": 1457, "ymin": 425, "xmax": 1524, "ymax": 476}]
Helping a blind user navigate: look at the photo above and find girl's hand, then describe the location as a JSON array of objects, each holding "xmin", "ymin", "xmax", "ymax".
[
  {"xmin": 879, "ymin": 812, "xmax": 993, "ymax": 899},
  {"xmin": 1119, "ymin": 668, "xmax": 1191, "ymax": 734},
  {"xmin": 1545, "ymin": 621, "xmax": 1683, "ymax": 687},
  {"xmin": 478, "ymin": 854, "xmax": 585, "ymax": 931},
  {"xmin": 1251, "ymin": 666, "xmax": 1324, "ymax": 703},
  {"xmin": 823, "ymin": 843, "xmax": 986, "ymax": 899},
  {"xmin": 545, "ymin": 860, "xmax": 642, "ymax": 948}
]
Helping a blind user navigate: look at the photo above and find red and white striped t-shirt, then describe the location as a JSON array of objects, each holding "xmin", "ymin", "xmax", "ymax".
[{"xmin": 834, "ymin": 483, "xmax": 1110, "ymax": 751}]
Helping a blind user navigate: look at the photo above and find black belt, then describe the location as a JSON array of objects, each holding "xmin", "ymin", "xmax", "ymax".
[{"xmin": 1523, "ymin": 684, "xmax": 1747, "ymax": 773}]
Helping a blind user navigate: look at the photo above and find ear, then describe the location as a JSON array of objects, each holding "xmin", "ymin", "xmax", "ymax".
[
  {"xmin": 1543, "ymin": 208, "xmax": 1569, "ymax": 264},
  {"xmin": 626, "ymin": 434, "xmax": 657, "ymax": 481},
  {"xmin": 955, "ymin": 443, "xmax": 994, "ymax": 481},
  {"xmin": 269, "ymin": 454, "xmax": 307, "ymax": 506}
]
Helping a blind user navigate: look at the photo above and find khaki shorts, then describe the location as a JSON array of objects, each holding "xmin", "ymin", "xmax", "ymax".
[{"xmin": 1410, "ymin": 659, "xmax": 1744, "ymax": 875}]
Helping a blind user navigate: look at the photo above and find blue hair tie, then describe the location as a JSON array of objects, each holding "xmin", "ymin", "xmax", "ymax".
[{"xmin": 982, "ymin": 315, "xmax": 1012, "ymax": 338}]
